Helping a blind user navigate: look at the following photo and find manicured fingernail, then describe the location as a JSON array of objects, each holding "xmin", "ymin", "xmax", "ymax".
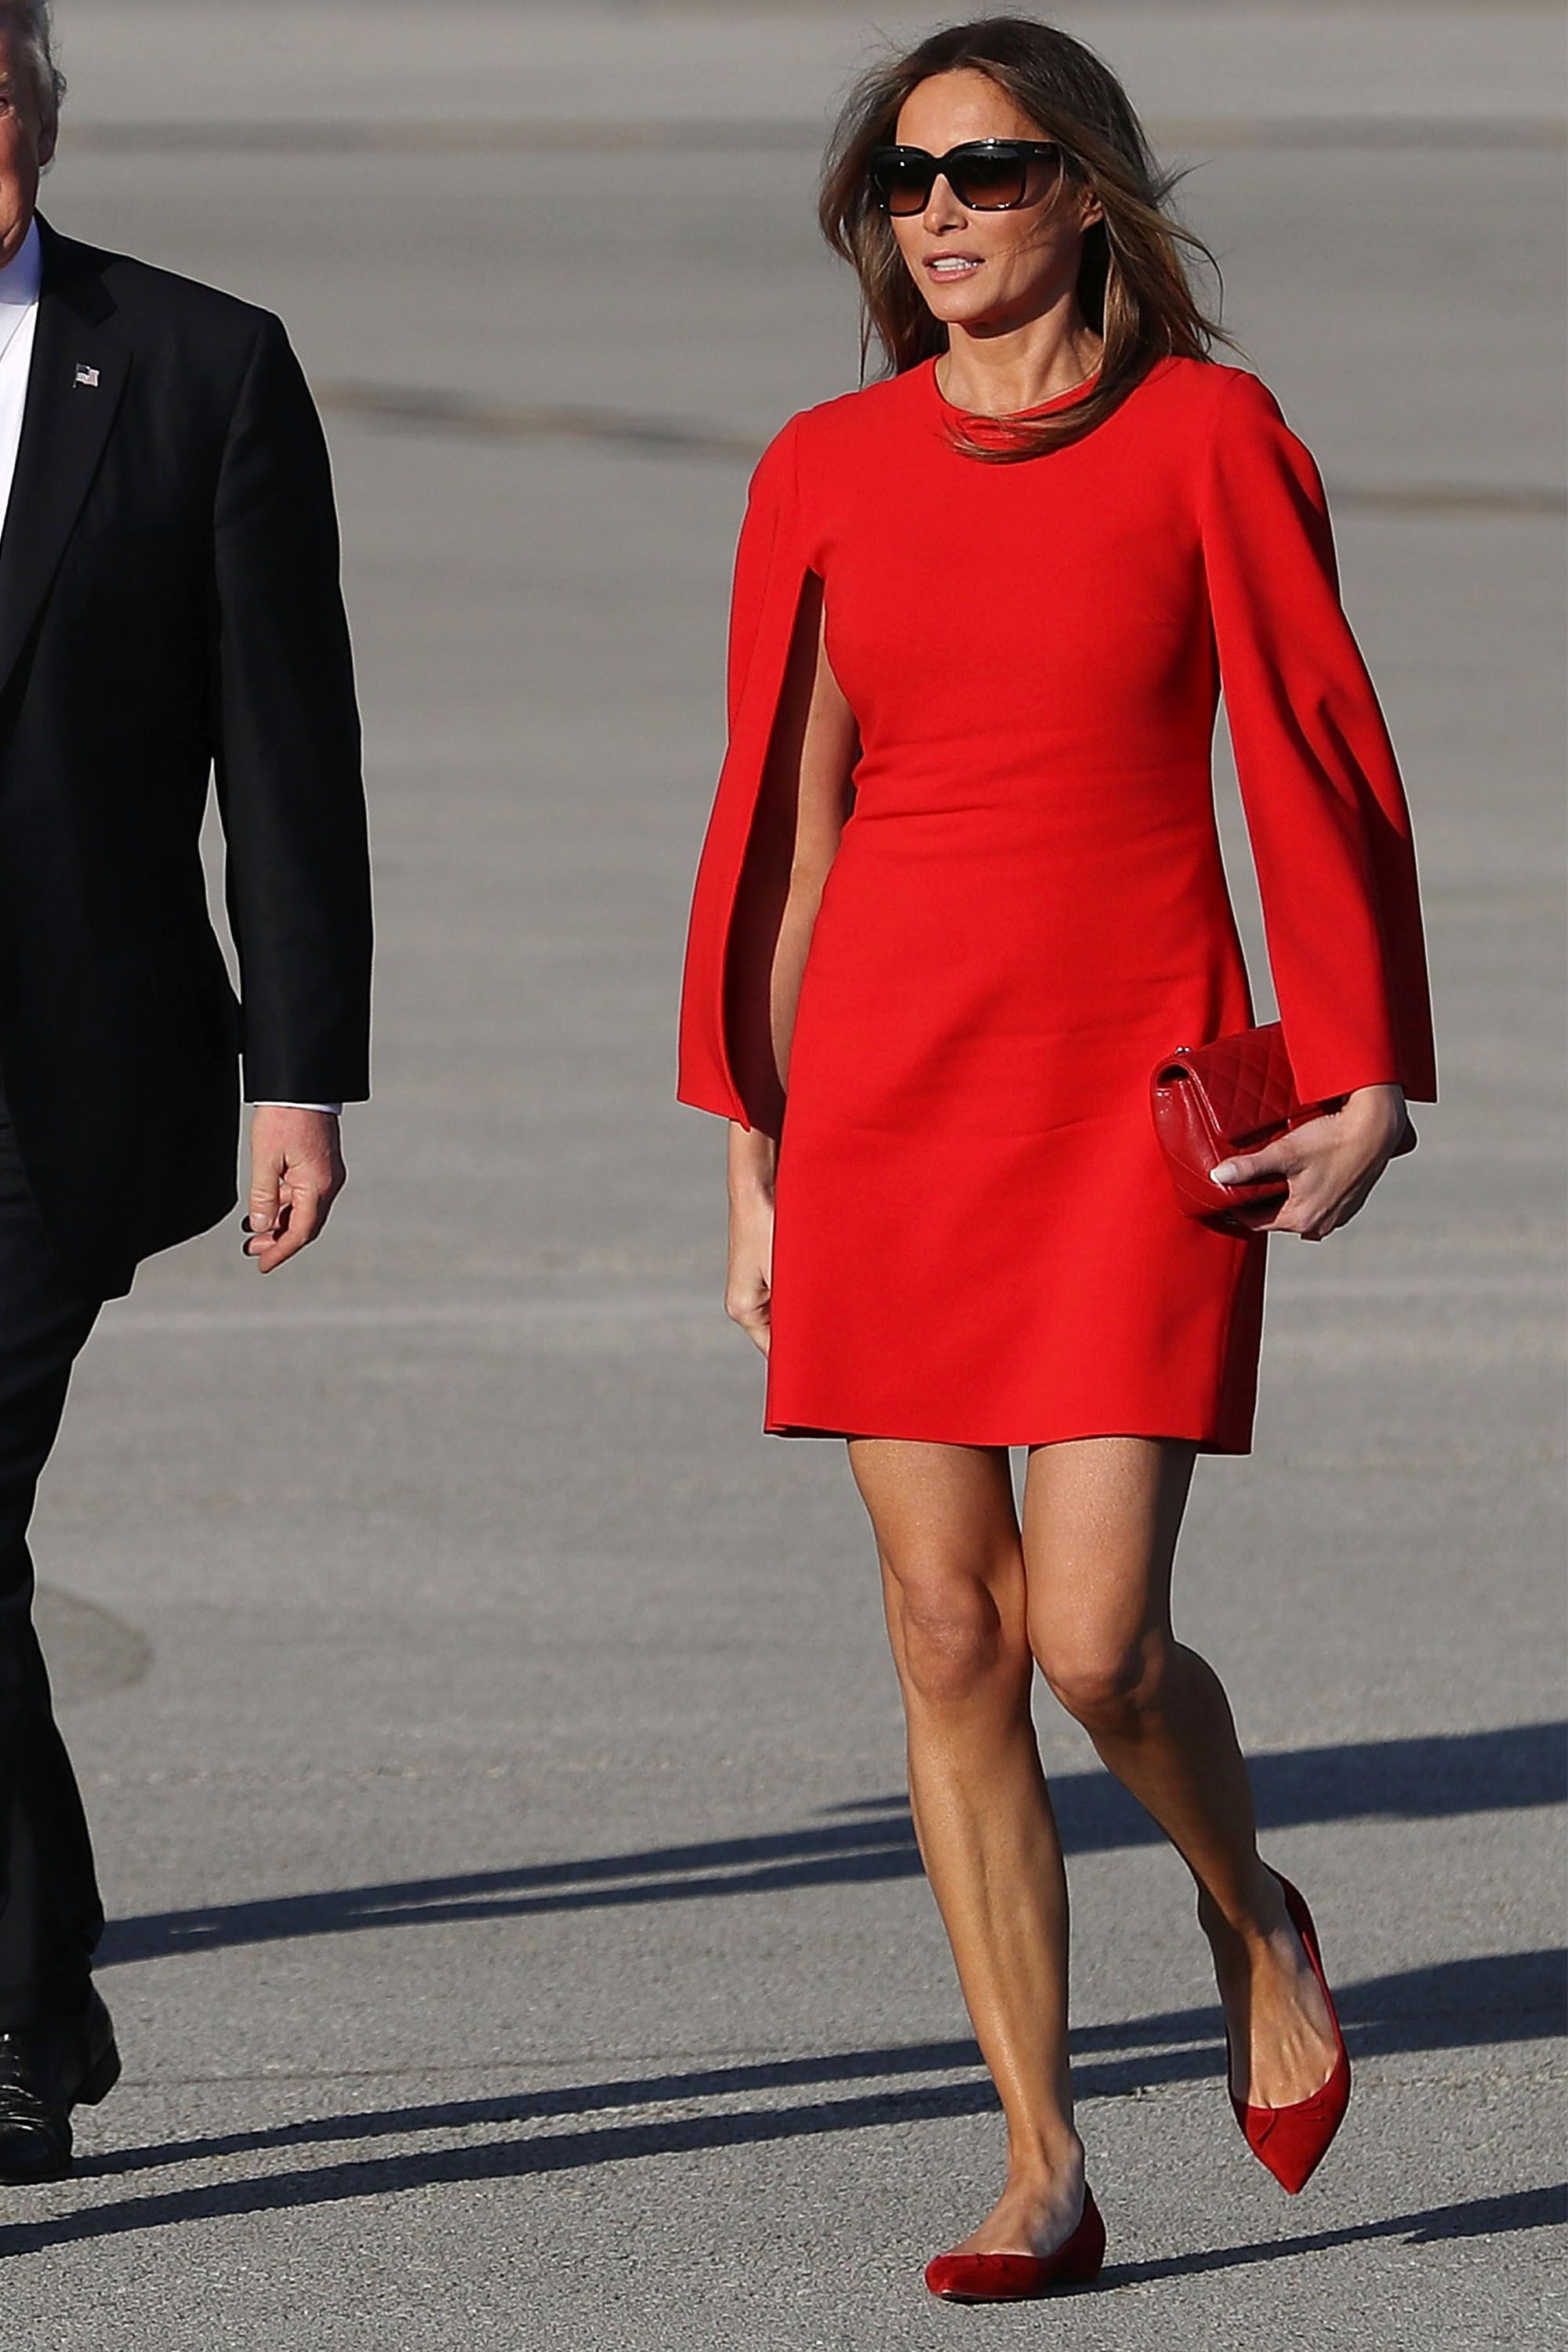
[{"xmin": 1210, "ymin": 1164, "xmax": 1235, "ymax": 1185}]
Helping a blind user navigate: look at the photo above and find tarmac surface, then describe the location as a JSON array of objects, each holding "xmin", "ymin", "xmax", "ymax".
[{"xmin": 6, "ymin": 4, "xmax": 1566, "ymax": 2345}]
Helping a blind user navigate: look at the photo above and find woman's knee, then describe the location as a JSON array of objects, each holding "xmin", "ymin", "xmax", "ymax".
[
  {"xmin": 1035, "ymin": 1626, "xmax": 1171, "ymax": 1733},
  {"xmin": 887, "ymin": 1559, "xmax": 1024, "ymax": 1708}
]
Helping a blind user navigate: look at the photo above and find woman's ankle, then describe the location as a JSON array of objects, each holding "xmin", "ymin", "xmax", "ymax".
[
  {"xmin": 1003, "ymin": 2125, "xmax": 1084, "ymax": 2188},
  {"xmin": 1198, "ymin": 1856, "xmax": 1289, "ymax": 1947}
]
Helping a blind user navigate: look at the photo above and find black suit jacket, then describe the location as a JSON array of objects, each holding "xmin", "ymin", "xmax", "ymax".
[{"xmin": 0, "ymin": 220, "xmax": 372, "ymax": 1298}]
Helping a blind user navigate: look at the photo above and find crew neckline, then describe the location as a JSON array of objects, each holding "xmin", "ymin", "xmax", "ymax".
[{"xmin": 928, "ymin": 351, "xmax": 1103, "ymax": 425}]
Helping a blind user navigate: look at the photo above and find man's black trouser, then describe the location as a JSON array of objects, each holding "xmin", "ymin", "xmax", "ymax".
[{"xmin": 0, "ymin": 1089, "xmax": 103, "ymax": 2027}]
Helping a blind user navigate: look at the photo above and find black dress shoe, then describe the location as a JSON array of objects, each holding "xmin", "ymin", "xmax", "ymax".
[{"xmin": 0, "ymin": 1989, "xmax": 120, "ymax": 2184}]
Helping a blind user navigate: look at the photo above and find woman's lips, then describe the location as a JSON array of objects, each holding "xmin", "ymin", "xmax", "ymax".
[{"xmin": 924, "ymin": 254, "xmax": 983, "ymax": 281}]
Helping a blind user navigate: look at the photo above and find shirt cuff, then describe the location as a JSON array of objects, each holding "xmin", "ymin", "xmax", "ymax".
[{"xmin": 253, "ymin": 1101, "xmax": 343, "ymax": 1116}]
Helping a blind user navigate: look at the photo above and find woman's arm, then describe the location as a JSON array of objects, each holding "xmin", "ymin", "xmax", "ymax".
[
  {"xmin": 1201, "ymin": 370, "xmax": 1434, "ymax": 1237},
  {"xmin": 724, "ymin": 586, "xmax": 858, "ymax": 1350},
  {"xmin": 1202, "ymin": 369, "xmax": 1436, "ymax": 1111}
]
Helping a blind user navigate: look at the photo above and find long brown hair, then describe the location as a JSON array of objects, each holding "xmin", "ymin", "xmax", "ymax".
[{"xmin": 818, "ymin": 15, "xmax": 1230, "ymax": 460}]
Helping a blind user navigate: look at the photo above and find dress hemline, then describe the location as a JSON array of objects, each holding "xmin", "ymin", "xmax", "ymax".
[{"xmin": 763, "ymin": 1414, "xmax": 1254, "ymax": 1457}]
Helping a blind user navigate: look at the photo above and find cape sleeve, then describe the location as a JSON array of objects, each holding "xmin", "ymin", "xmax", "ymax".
[
  {"xmin": 1202, "ymin": 370, "xmax": 1438, "ymax": 1105},
  {"xmin": 676, "ymin": 414, "xmax": 811, "ymax": 1124}
]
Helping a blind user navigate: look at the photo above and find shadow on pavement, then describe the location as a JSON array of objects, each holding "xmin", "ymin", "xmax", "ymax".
[
  {"xmin": 70, "ymin": 1943, "xmax": 1568, "ymax": 2188},
  {"xmin": 1100, "ymin": 2185, "xmax": 1567, "ymax": 2285},
  {"xmin": 2, "ymin": 2040, "xmax": 1561, "ymax": 2257},
  {"xmin": 99, "ymin": 1720, "xmax": 1566, "ymax": 1968}
]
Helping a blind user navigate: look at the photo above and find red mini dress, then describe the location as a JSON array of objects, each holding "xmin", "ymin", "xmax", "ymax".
[{"xmin": 677, "ymin": 357, "xmax": 1437, "ymax": 1451}]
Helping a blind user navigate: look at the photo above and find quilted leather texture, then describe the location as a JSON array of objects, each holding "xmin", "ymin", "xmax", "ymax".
[
  {"xmin": 1150, "ymin": 1022, "xmax": 1417, "ymax": 1233},
  {"xmin": 1171, "ymin": 1022, "xmax": 1302, "ymax": 1144}
]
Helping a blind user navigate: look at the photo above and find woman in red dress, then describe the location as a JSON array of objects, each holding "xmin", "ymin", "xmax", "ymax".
[{"xmin": 677, "ymin": 16, "xmax": 1436, "ymax": 2299}]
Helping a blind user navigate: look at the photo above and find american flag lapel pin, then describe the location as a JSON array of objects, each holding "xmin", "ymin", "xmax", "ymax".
[{"xmin": 73, "ymin": 363, "xmax": 100, "ymax": 389}]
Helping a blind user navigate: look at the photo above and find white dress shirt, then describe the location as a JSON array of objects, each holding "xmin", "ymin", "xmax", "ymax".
[
  {"xmin": 0, "ymin": 217, "xmax": 42, "ymax": 522},
  {"xmin": 0, "ymin": 220, "xmax": 339, "ymax": 1120}
]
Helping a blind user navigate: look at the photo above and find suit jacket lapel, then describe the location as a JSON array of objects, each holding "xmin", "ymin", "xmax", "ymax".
[{"xmin": 0, "ymin": 218, "xmax": 129, "ymax": 701}]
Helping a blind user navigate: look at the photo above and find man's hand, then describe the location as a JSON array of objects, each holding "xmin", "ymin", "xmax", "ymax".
[{"xmin": 244, "ymin": 1108, "xmax": 346, "ymax": 1272}]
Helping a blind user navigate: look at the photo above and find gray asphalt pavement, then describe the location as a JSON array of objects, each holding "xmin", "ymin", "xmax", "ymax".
[{"xmin": 6, "ymin": 5, "xmax": 1565, "ymax": 2345}]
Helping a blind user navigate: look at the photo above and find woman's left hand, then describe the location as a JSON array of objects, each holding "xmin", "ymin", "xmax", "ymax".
[{"xmin": 1210, "ymin": 1082, "xmax": 1410, "ymax": 1240}]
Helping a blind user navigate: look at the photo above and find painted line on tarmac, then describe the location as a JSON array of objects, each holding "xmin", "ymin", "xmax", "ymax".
[
  {"xmin": 89, "ymin": 1270, "xmax": 1559, "ymax": 1341},
  {"xmin": 314, "ymin": 380, "xmax": 1567, "ymax": 517},
  {"xmin": 315, "ymin": 380, "xmax": 763, "ymax": 460},
  {"xmin": 61, "ymin": 114, "xmax": 1568, "ymax": 155},
  {"xmin": 1333, "ymin": 482, "xmax": 1567, "ymax": 518},
  {"xmin": 93, "ymin": 1294, "xmax": 725, "ymax": 1337}
]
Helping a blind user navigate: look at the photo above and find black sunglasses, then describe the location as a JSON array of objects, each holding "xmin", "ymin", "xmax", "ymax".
[{"xmin": 867, "ymin": 140, "xmax": 1062, "ymax": 216}]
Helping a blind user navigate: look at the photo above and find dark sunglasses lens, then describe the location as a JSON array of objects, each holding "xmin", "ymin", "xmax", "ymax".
[
  {"xmin": 949, "ymin": 150, "xmax": 1032, "ymax": 209},
  {"xmin": 872, "ymin": 154, "xmax": 935, "ymax": 215}
]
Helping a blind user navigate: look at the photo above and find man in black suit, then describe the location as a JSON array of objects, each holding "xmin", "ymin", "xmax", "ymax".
[{"xmin": 0, "ymin": 5, "xmax": 371, "ymax": 2178}]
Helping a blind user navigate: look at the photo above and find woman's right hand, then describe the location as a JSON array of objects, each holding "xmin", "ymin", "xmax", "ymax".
[{"xmin": 725, "ymin": 1120, "xmax": 778, "ymax": 1355}]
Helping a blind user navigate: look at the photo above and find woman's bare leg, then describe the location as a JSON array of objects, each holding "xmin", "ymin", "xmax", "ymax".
[
  {"xmin": 848, "ymin": 1438, "xmax": 1085, "ymax": 2258},
  {"xmin": 1022, "ymin": 1436, "xmax": 1340, "ymax": 2107}
]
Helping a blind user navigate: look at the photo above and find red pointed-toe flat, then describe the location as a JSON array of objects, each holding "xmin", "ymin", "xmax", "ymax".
[
  {"xmin": 1227, "ymin": 1868, "xmax": 1352, "ymax": 2194},
  {"xmin": 924, "ymin": 2187, "xmax": 1105, "ymax": 2303}
]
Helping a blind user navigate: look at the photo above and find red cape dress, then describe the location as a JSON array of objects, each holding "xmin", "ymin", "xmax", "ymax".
[{"xmin": 677, "ymin": 356, "xmax": 1437, "ymax": 1450}]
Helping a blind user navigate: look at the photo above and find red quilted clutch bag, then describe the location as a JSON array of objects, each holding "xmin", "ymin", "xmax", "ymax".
[{"xmin": 1150, "ymin": 1022, "xmax": 1415, "ymax": 1235}]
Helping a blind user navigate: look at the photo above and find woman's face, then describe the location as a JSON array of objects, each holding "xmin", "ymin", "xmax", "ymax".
[{"xmin": 887, "ymin": 70, "xmax": 1101, "ymax": 336}]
